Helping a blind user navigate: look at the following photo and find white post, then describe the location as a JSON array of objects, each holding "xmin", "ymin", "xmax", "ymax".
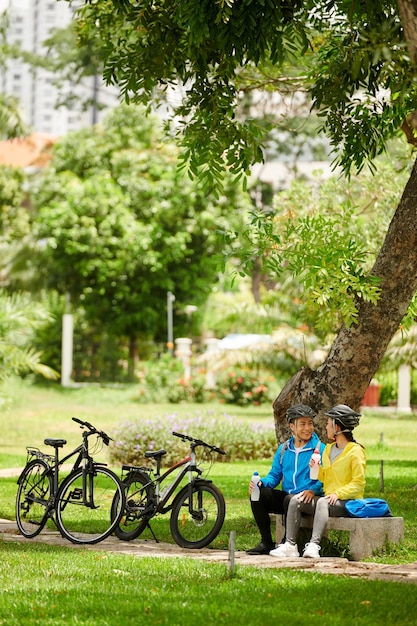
[
  {"xmin": 175, "ymin": 338, "xmax": 192, "ymax": 381},
  {"xmin": 61, "ymin": 313, "xmax": 73, "ymax": 387},
  {"xmin": 205, "ymin": 337, "xmax": 220, "ymax": 388},
  {"xmin": 397, "ymin": 363, "xmax": 412, "ymax": 413},
  {"xmin": 228, "ymin": 530, "xmax": 236, "ymax": 576}
]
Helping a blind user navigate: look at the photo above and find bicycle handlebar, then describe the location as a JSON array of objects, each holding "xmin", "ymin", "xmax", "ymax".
[
  {"xmin": 72, "ymin": 417, "xmax": 112, "ymax": 446},
  {"xmin": 172, "ymin": 431, "xmax": 226, "ymax": 456}
]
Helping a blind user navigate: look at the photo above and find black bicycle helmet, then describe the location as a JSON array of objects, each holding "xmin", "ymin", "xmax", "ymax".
[
  {"xmin": 325, "ymin": 404, "xmax": 361, "ymax": 430},
  {"xmin": 286, "ymin": 403, "xmax": 316, "ymax": 422}
]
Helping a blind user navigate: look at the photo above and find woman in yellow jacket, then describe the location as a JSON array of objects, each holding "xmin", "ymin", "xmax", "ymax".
[{"xmin": 270, "ymin": 404, "xmax": 365, "ymax": 559}]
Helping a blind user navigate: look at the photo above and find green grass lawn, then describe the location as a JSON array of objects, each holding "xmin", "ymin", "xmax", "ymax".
[
  {"xmin": 1, "ymin": 381, "xmax": 417, "ymax": 625},
  {"xmin": 1, "ymin": 540, "xmax": 417, "ymax": 626}
]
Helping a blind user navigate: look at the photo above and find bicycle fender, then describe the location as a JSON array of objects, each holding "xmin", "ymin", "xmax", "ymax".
[
  {"xmin": 16, "ymin": 459, "xmax": 49, "ymax": 484},
  {"xmin": 16, "ymin": 467, "xmax": 27, "ymax": 484},
  {"xmin": 192, "ymin": 478, "xmax": 213, "ymax": 486},
  {"xmin": 169, "ymin": 479, "xmax": 215, "ymax": 513}
]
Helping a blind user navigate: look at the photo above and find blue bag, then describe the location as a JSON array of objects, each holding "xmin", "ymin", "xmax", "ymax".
[{"xmin": 345, "ymin": 498, "xmax": 392, "ymax": 518}]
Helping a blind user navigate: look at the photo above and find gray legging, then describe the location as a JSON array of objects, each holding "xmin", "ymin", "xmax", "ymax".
[{"xmin": 286, "ymin": 495, "xmax": 347, "ymax": 545}]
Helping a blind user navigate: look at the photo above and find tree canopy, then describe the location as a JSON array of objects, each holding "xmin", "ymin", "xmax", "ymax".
[{"xmin": 73, "ymin": 1, "xmax": 417, "ymax": 182}]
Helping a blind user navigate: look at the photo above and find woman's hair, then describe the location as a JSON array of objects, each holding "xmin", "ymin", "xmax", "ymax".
[{"xmin": 342, "ymin": 429, "xmax": 364, "ymax": 448}]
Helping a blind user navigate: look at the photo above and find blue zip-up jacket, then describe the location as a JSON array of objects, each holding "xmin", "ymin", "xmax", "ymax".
[{"xmin": 261, "ymin": 432, "xmax": 325, "ymax": 495}]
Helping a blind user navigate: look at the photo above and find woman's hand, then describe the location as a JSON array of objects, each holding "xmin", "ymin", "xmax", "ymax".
[{"xmin": 325, "ymin": 493, "xmax": 339, "ymax": 506}]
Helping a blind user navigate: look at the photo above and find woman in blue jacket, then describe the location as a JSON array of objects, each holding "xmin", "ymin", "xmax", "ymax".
[{"xmin": 247, "ymin": 404, "xmax": 325, "ymax": 555}]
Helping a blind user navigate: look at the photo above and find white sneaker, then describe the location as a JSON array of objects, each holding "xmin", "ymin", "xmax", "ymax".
[
  {"xmin": 303, "ymin": 542, "xmax": 321, "ymax": 558},
  {"xmin": 269, "ymin": 542, "xmax": 299, "ymax": 558}
]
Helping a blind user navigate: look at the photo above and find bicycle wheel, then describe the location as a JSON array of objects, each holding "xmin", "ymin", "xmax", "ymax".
[
  {"xmin": 112, "ymin": 469, "xmax": 155, "ymax": 541},
  {"xmin": 55, "ymin": 466, "xmax": 125, "ymax": 544},
  {"xmin": 170, "ymin": 481, "xmax": 226, "ymax": 549},
  {"xmin": 16, "ymin": 459, "xmax": 52, "ymax": 538}
]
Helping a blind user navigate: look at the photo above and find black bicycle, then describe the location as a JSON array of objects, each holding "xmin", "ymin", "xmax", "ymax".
[
  {"xmin": 111, "ymin": 431, "xmax": 226, "ymax": 549},
  {"xmin": 15, "ymin": 417, "xmax": 125, "ymax": 544}
]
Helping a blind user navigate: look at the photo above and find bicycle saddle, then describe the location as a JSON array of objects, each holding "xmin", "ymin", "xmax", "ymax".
[
  {"xmin": 145, "ymin": 449, "xmax": 167, "ymax": 459},
  {"xmin": 44, "ymin": 438, "xmax": 67, "ymax": 448}
]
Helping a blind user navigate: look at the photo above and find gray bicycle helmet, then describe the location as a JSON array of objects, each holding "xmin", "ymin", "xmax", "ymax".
[
  {"xmin": 325, "ymin": 404, "xmax": 361, "ymax": 430},
  {"xmin": 286, "ymin": 403, "xmax": 316, "ymax": 422}
]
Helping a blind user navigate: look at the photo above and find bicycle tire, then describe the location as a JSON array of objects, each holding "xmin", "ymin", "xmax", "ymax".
[
  {"xmin": 15, "ymin": 459, "xmax": 52, "ymax": 538},
  {"xmin": 111, "ymin": 469, "xmax": 155, "ymax": 541},
  {"xmin": 55, "ymin": 466, "xmax": 125, "ymax": 544},
  {"xmin": 170, "ymin": 481, "xmax": 226, "ymax": 549}
]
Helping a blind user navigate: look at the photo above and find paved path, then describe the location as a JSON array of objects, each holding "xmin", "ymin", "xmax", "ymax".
[
  {"xmin": 3, "ymin": 467, "xmax": 417, "ymax": 585},
  {"xmin": 1, "ymin": 518, "xmax": 417, "ymax": 585}
]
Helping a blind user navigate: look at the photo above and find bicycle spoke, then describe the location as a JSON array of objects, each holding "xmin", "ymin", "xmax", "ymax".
[
  {"xmin": 55, "ymin": 467, "xmax": 124, "ymax": 544},
  {"xmin": 112, "ymin": 470, "xmax": 155, "ymax": 541},
  {"xmin": 15, "ymin": 460, "xmax": 52, "ymax": 538},
  {"xmin": 170, "ymin": 482, "xmax": 226, "ymax": 549}
]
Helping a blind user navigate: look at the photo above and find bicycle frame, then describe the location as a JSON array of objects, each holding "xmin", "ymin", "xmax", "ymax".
[
  {"xmin": 17, "ymin": 417, "xmax": 125, "ymax": 545},
  {"xmin": 124, "ymin": 446, "xmax": 210, "ymax": 519},
  {"xmin": 22, "ymin": 426, "xmax": 108, "ymax": 513},
  {"xmin": 155, "ymin": 450, "xmax": 204, "ymax": 514},
  {"xmin": 115, "ymin": 431, "xmax": 226, "ymax": 548}
]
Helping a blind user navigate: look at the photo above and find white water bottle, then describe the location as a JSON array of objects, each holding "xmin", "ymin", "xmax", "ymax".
[
  {"xmin": 310, "ymin": 447, "xmax": 321, "ymax": 480},
  {"xmin": 250, "ymin": 471, "xmax": 260, "ymax": 501}
]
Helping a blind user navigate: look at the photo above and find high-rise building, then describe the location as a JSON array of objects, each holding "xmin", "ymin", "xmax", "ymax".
[{"xmin": 0, "ymin": 0, "xmax": 119, "ymax": 135}]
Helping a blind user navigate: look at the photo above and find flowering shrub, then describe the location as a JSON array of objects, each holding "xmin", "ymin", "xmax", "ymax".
[
  {"xmin": 165, "ymin": 375, "xmax": 210, "ymax": 403},
  {"xmin": 135, "ymin": 355, "xmax": 211, "ymax": 403},
  {"xmin": 216, "ymin": 369, "xmax": 274, "ymax": 406},
  {"xmin": 135, "ymin": 357, "xmax": 276, "ymax": 406},
  {"xmin": 109, "ymin": 409, "xmax": 278, "ymax": 466}
]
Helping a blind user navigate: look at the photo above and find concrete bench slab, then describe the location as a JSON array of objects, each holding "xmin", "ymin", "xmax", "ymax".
[{"xmin": 272, "ymin": 514, "xmax": 404, "ymax": 560}]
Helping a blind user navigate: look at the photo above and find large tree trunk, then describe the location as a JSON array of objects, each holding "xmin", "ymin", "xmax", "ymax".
[{"xmin": 273, "ymin": 156, "xmax": 417, "ymax": 441}]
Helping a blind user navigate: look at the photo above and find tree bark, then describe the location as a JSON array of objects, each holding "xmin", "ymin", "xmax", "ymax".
[
  {"xmin": 273, "ymin": 156, "xmax": 417, "ymax": 441},
  {"xmin": 397, "ymin": 0, "xmax": 417, "ymax": 64}
]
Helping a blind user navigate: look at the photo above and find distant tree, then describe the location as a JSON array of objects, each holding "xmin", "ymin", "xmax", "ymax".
[
  {"xmin": 0, "ymin": 290, "xmax": 58, "ymax": 400},
  {"xmin": 31, "ymin": 104, "xmax": 250, "ymax": 375}
]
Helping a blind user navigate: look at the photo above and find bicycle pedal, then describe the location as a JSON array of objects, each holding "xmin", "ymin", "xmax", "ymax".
[{"xmin": 68, "ymin": 488, "xmax": 83, "ymax": 501}]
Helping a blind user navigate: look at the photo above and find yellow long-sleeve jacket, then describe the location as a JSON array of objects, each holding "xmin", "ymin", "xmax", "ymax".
[{"xmin": 318, "ymin": 441, "xmax": 366, "ymax": 500}]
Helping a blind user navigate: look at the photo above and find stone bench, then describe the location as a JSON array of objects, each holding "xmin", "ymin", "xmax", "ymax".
[{"xmin": 272, "ymin": 514, "xmax": 404, "ymax": 561}]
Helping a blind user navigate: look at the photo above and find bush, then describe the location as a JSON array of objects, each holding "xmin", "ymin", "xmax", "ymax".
[
  {"xmin": 109, "ymin": 409, "xmax": 278, "ymax": 466},
  {"xmin": 216, "ymin": 369, "xmax": 274, "ymax": 406},
  {"xmin": 379, "ymin": 383, "xmax": 396, "ymax": 406}
]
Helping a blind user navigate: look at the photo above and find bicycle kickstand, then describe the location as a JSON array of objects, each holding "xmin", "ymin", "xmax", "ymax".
[{"xmin": 146, "ymin": 521, "xmax": 159, "ymax": 543}]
